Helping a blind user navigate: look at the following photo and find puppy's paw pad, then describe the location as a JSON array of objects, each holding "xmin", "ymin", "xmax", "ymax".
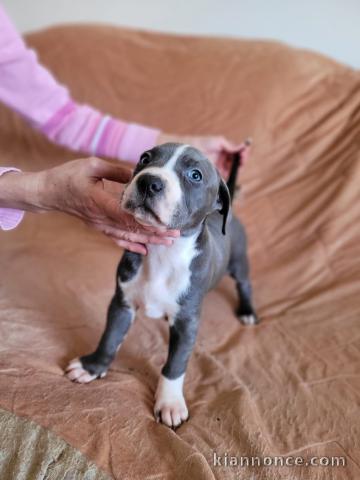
[
  {"xmin": 240, "ymin": 314, "xmax": 258, "ymax": 325},
  {"xmin": 154, "ymin": 399, "xmax": 189, "ymax": 428},
  {"xmin": 65, "ymin": 358, "xmax": 98, "ymax": 384}
]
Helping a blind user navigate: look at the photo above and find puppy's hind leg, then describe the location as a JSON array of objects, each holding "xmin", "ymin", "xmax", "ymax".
[
  {"xmin": 228, "ymin": 224, "xmax": 258, "ymax": 326},
  {"xmin": 234, "ymin": 275, "xmax": 258, "ymax": 326},
  {"xmin": 66, "ymin": 289, "xmax": 134, "ymax": 383}
]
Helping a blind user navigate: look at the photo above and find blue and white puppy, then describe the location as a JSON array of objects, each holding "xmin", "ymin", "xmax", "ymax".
[{"xmin": 66, "ymin": 143, "xmax": 257, "ymax": 428}]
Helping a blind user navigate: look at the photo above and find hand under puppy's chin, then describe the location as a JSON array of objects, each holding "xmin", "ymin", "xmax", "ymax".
[{"xmin": 133, "ymin": 212, "xmax": 167, "ymax": 231}]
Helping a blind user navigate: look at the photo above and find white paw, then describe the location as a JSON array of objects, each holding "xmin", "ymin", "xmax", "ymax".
[
  {"xmin": 65, "ymin": 358, "xmax": 106, "ymax": 384},
  {"xmin": 154, "ymin": 374, "xmax": 189, "ymax": 428},
  {"xmin": 241, "ymin": 314, "xmax": 257, "ymax": 325}
]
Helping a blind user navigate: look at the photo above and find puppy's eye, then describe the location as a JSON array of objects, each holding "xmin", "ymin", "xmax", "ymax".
[
  {"xmin": 140, "ymin": 152, "xmax": 151, "ymax": 165},
  {"xmin": 187, "ymin": 169, "xmax": 203, "ymax": 182}
]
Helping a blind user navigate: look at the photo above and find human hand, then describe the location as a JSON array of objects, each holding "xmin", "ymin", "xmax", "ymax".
[
  {"xmin": 157, "ymin": 133, "xmax": 251, "ymax": 178},
  {"xmin": 0, "ymin": 158, "xmax": 179, "ymax": 254}
]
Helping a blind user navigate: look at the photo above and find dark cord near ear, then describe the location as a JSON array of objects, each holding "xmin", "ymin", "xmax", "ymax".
[{"xmin": 218, "ymin": 179, "xmax": 231, "ymax": 235}]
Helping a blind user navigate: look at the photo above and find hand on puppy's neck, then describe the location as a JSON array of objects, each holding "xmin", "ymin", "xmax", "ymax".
[{"xmin": 178, "ymin": 223, "xmax": 204, "ymax": 239}]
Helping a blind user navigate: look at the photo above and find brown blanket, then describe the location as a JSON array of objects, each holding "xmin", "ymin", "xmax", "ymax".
[{"xmin": 0, "ymin": 25, "xmax": 359, "ymax": 480}]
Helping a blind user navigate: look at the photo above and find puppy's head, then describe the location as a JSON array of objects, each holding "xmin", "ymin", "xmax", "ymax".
[{"xmin": 121, "ymin": 143, "xmax": 231, "ymax": 234}]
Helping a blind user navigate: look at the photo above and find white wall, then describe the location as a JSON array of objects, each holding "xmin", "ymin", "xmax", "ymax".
[{"xmin": 2, "ymin": 0, "xmax": 359, "ymax": 69}]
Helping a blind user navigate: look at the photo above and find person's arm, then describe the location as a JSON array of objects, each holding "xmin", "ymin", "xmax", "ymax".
[
  {"xmin": 0, "ymin": 5, "xmax": 160, "ymax": 164},
  {"xmin": 0, "ymin": 159, "xmax": 179, "ymax": 254},
  {"xmin": 0, "ymin": 5, "xmax": 246, "ymax": 172}
]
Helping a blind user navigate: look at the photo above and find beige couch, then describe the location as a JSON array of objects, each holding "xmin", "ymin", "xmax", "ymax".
[{"xmin": 0, "ymin": 25, "xmax": 359, "ymax": 480}]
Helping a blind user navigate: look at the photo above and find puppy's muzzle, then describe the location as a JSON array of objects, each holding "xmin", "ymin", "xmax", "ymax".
[{"xmin": 137, "ymin": 174, "xmax": 164, "ymax": 198}]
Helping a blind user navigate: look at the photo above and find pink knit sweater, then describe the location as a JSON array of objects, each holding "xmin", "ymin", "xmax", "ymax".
[{"xmin": 0, "ymin": 4, "xmax": 160, "ymax": 230}]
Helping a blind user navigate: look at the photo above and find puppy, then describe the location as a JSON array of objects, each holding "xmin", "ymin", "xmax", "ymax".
[{"xmin": 66, "ymin": 143, "xmax": 257, "ymax": 428}]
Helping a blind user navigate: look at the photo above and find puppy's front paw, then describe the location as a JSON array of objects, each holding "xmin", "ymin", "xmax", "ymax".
[
  {"xmin": 154, "ymin": 398, "xmax": 188, "ymax": 429},
  {"xmin": 65, "ymin": 357, "xmax": 107, "ymax": 384},
  {"xmin": 154, "ymin": 375, "xmax": 189, "ymax": 428}
]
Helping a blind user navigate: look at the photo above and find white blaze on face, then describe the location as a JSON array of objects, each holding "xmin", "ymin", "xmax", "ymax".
[{"xmin": 121, "ymin": 145, "xmax": 188, "ymax": 226}]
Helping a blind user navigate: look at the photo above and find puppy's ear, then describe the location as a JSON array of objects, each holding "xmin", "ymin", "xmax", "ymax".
[{"xmin": 217, "ymin": 177, "xmax": 231, "ymax": 235}]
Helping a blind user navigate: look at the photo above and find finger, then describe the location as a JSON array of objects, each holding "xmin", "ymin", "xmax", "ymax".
[
  {"xmin": 219, "ymin": 141, "xmax": 252, "ymax": 173},
  {"xmin": 90, "ymin": 158, "xmax": 133, "ymax": 183},
  {"xmin": 223, "ymin": 138, "xmax": 252, "ymax": 155},
  {"xmin": 112, "ymin": 238, "xmax": 148, "ymax": 255},
  {"xmin": 220, "ymin": 139, "xmax": 239, "ymax": 153},
  {"xmin": 96, "ymin": 223, "xmax": 175, "ymax": 246},
  {"xmin": 119, "ymin": 212, "xmax": 181, "ymax": 238},
  {"xmin": 86, "ymin": 222, "xmax": 146, "ymax": 253},
  {"xmin": 141, "ymin": 226, "xmax": 181, "ymax": 238},
  {"xmin": 142, "ymin": 234, "xmax": 175, "ymax": 246},
  {"xmin": 238, "ymin": 140, "xmax": 252, "ymax": 164}
]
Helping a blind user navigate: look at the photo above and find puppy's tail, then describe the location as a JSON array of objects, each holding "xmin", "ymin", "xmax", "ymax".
[{"xmin": 226, "ymin": 139, "xmax": 252, "ymax": 202}]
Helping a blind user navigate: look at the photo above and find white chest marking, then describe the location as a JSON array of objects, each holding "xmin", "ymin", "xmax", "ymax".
[{"xmin": 120, "ymin": 234, "xmax": 198, "ymax": 322}]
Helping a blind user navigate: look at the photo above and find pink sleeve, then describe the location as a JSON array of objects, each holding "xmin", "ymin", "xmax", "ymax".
[
  {"xmin": 0, "ymin": 168, "xmax": 25, "ymax": 231},
  {"xmin": 0, "ymin": 5, "xmax": 160, "ymax": 163}
]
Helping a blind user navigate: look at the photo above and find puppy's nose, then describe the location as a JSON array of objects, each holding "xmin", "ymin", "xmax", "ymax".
[{"xmin": 137, "ymin": 174, "xmax": 164, "ymax": 197}]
